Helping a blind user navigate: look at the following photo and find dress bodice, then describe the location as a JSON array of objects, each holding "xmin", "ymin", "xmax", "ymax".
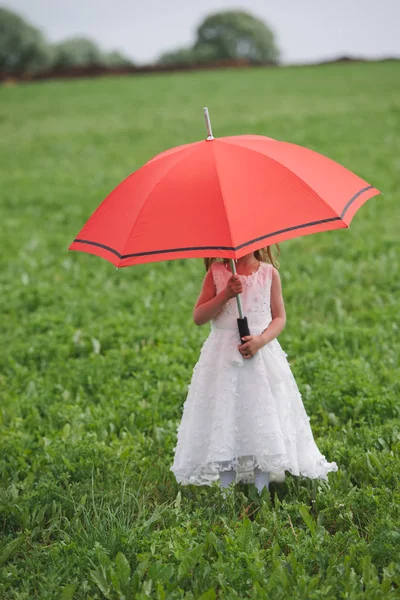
[{"xmin": 210, "ymin": 261, "xmax": 273, "ymax": 334}]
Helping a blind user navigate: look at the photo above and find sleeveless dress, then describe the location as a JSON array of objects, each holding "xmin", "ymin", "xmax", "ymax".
[{"xmin": 170, "ymin": 260, "xmax": 338, "ymax": 486}]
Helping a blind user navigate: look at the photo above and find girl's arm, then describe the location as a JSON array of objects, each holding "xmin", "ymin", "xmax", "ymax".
[
  {"xmin": 258, "ymin": 267, "xmax": 286, "ymax": 345},
  {"xmin": 193, "ymin": 268, "xmax": 242, "ymax": 326}
]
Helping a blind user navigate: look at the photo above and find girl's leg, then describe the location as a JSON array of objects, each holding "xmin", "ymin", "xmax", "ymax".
[{"xmin": 254, "ymin": 467, "xmax": 270, "ymax": 494}]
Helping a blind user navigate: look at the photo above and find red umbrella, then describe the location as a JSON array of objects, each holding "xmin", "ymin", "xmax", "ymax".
[{"xmin": 69, "ymin": 108, "xmax": 380, "ymax": 342}]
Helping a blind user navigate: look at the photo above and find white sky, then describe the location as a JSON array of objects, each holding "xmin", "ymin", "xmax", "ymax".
[{"xmin": 4, "ymin": 0, "xmax": 400, "ymax": 65}]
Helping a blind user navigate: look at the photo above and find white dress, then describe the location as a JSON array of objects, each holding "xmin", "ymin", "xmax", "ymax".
[{"xmin": 170, "ymin": 260, "xmax": 338, "ymax": 486}]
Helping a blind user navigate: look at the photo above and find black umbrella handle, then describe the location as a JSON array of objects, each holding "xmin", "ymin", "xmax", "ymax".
[
  {"xmin": 229, "ymin": 259, "xmax": 250, "ymax": 344},
  {"xmin": 237, "ymin": 316, "xmax": 251, "ymax": 345}
]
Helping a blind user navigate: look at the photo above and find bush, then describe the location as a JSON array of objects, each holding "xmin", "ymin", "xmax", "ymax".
[
  {"xmin": 51, "ymin": 37, "xmax": 104, "ymax": 68},
  {"xmin": 102, "ymin": 51, "xmax": 133, "ymax": 68}
]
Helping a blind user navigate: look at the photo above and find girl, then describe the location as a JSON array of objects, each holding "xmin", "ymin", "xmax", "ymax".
[{"xmin": 170, "ymin": 247, "xmax": 338, "ymax": 495}]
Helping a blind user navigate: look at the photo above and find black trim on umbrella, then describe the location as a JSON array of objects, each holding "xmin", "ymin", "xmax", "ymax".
[
  {"xmin": 340, "ymin": 185, "xmax": 372, "ymax": 218},
  {"xmin": 74, "ymin": 240, "xmax": 122, "ymax": 258},
  {"xmin": 73, "ymin": 185, "xmax": 374, "ymax": 260}
]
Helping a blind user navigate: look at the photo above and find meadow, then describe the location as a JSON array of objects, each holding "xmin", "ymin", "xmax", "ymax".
[{"xmin": 0, "ymin": 60, "xmax": 399, "ymax": 599}]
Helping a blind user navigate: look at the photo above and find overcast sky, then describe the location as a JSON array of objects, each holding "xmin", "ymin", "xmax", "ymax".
[{"xmin": 5, "ymin": 0, "xmax": 400, "ymax": 65}]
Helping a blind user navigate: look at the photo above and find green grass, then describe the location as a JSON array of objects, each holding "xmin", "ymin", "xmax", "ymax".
[{"xmin": 0, "ymin": 61, "xmax": 399, "ymax": 598}]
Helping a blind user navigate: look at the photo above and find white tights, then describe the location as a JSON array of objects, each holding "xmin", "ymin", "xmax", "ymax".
[
  {"xmin": 254, "ymin": 467, "xmax": 270, "ymax": 493},
  {"xmin": 219, "ymin": 464, "xmax": 270, "ymax": 494}
]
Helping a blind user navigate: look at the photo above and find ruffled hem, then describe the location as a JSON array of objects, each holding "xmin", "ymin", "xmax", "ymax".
[{"xmin": 170, "ymin": 454, "xmax": 339, "ymax": 486}]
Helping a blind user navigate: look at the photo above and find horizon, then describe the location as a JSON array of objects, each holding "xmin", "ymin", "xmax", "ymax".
[{"xmin": 3, "ymin": 0, "xmax": 400, "ymax": 66}]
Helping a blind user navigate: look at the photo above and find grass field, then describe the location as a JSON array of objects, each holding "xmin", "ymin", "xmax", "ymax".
[{"xmin": 1, "ymin": 61, "xmax": 399, "ymax": 598}]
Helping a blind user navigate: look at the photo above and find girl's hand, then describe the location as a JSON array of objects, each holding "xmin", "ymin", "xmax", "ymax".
[
  {"xmin": 238, "ymin": 335, "xmax": 264, "ymax": 359},
  {"xmin": 224, "ymin": 275, "xmax": 243, "ymax": 300}
]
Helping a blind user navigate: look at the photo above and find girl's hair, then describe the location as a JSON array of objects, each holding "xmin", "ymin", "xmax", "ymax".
[{"xmin": 203, "ymin": 244, "xmax": 280, "ymax": 271}]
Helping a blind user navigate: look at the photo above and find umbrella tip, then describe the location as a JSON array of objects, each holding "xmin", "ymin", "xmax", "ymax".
[{"xmin": 203, "ymin": 106, "xmax": 214, "ymax": 140}]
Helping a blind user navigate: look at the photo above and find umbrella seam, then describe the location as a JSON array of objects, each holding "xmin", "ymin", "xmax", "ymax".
[
  {"xmin": 211, "ymin": 142, "xmax": 236, "ymax": 250},
  {"xmin": 73, "ymin": 216, "xmax": 340, "ymax": 259},
  {"xmin": 216, "ymin": 138, "xmax": 352, "ymax": 219},
  {"xmin": 144, "ymin": 140, "xmax": 203, "ymax": 167},
  {"xmin": 118, "ymin": 143, "xmax": 202, "ymax": 265},
  {"xmin": 72, "ymin": 185, "xmax": 377, "ymax": 260}
]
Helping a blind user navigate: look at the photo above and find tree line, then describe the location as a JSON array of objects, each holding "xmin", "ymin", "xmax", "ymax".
[
  {"xmin": 0, "ymin": 7, "xmax": 280, "ymax": 75},
  {"xmin": 0, "ymin": 7, "xmax": 132, "ymax": 74}
]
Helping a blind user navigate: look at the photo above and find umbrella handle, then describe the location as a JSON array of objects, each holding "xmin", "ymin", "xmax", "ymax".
[
  {"xmin": 230, "ymin": 259, "xmax": 251, "ymax": 344},
  {"xmin": 237, "ymin": 316, "xmax": 251, "ymax": 345}
]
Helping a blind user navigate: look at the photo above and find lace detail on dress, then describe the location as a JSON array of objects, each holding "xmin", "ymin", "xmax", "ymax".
[
  {"xmin": 170, "ymin": 260, "xmax": 338, "ymax": 486},
  {"xmin": 210, "ymin": 261, "xmax": 273, "ymax": 326}
]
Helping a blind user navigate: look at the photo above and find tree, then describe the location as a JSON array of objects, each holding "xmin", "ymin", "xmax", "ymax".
[
  {"xmin": 0, "ymin": 7, "xmax": 52, "ymax": 73},
  {"xmin": 0, "ymin": 8, "xmax": 133, "ymax": 74},
  {"xmin": 195, "ymin": 10, "xmax": 279, "ymax": 64},
  {"xmin": 52, "ymin": 37, "xmax": 104, "ymax": 68}
]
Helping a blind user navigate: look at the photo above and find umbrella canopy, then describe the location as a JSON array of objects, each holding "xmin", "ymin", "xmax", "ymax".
[{"xmin": 69, "ymin": 131, "xmax": 380, "ymax": 269}]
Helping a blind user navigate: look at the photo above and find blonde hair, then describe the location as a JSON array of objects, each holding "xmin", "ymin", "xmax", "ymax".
[{"xmin": 203, "ymin": 244, "xmax": 280, "ymax": 271}]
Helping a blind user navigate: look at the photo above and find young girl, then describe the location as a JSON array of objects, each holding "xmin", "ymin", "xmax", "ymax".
[{"xmin": 170, "ymin": 247, "xmax": 338, "ymax": 495}]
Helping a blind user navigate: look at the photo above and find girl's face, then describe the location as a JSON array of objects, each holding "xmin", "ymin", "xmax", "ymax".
[{"xmin": 240, "ymin": 252, "xmax": 255, "ymax": 260}]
